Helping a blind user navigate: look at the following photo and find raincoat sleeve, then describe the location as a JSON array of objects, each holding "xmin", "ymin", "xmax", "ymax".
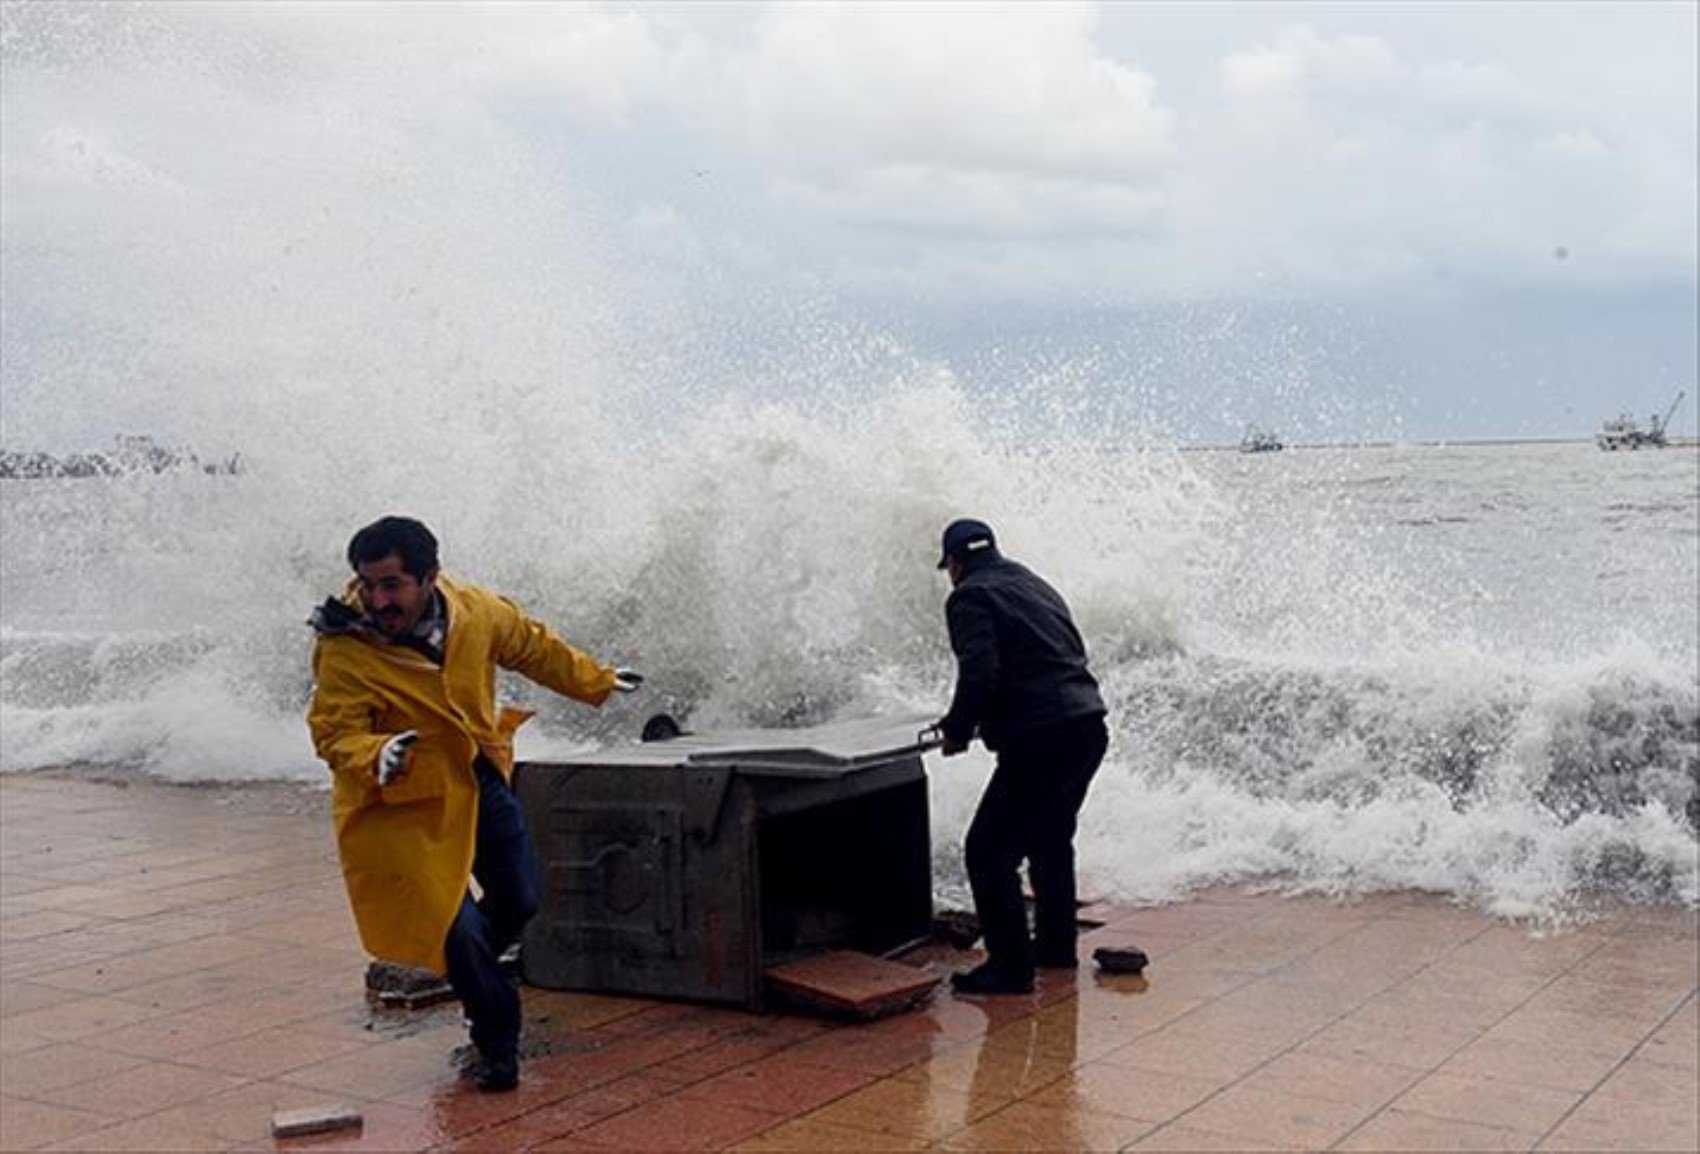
[
  {"xmin": 941, "ymin": 586, "xmax": 1000, "ymax": 745},
  {"xmin": 487, "ymin": 594, "xmax": 619, "ymax": 705},
  {"xmin": 307, "ymin": 642, "xmax": 388, "ymax": 785}
]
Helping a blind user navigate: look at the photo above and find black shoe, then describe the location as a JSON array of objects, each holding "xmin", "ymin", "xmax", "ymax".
[
  {"xmin": 1035, "ymin": 951, "xmax": 1079, "ymax": 970},
  {"xmin": 473, "ymin": 1054, "xmax": 518, "ymax": 1092},
  {"xmin": 950, "ymin": 963, "xmax": 1034, "ymax": 995}
]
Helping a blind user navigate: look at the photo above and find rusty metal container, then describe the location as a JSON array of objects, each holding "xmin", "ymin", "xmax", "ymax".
[{"xmin": 514, "ymin": 714, "xmax": 936, "ymax": 1009}]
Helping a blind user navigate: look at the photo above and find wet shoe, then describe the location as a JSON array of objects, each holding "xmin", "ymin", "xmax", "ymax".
[
  {"xmin": 473, "ymin": 1054, "xmax": 518, "ymax": 1092},
  {"xmin": 950, "ymin": 963, "xmax": 1034, "ymax": 995}
]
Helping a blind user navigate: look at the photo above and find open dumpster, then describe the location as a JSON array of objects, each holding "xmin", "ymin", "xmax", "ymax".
[{"xmin": 514, "ymin": 713, "xmax": 938, "ymax": 1009}]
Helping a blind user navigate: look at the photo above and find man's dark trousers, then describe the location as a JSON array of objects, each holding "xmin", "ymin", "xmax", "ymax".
[
  {"xmin": 965, "ymin": 714, "xmax": 1108, "ymax": 979},
  {"xmin": 443, "ymin": 759, "xmax": 541, "ymax": 1063}
]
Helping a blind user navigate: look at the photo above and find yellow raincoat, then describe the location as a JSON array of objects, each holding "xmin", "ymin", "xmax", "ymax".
[{"xmin": 307, "ymin": 575, "xmax": 617, "ymax": 973}]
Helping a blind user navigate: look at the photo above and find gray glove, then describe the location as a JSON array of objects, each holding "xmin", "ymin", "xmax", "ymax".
[
  {"xmin": 613, "ymin": 669, "xmax": 645, "ymax": 693},
  {"xmin": 377, "ymin": 730, "xmax": 417, "ymax": 785}
]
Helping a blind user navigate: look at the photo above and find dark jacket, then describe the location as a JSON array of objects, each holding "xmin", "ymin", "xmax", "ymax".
[{"xmin": 940, "ymin": 553, "xmax": 1106, "ymax": 751}]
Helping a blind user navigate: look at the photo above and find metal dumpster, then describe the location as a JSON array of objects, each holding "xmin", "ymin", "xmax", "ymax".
[{"xmin": 514, "ymin": 713, "xmax": 937, "ymax": 1009}]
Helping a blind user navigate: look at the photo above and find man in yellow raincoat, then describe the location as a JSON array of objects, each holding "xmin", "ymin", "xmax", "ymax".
[{"xmin": 308, "ymin": 516, "xmax": 639, "ymax": 1091}]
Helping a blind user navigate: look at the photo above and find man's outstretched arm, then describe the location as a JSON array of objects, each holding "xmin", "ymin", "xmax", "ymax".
[{"xmin": 488, "ymin": 592, "xmax": 621, "ymax": 704}]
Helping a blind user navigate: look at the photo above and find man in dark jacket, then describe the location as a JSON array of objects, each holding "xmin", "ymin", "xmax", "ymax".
[{"xmin": 936, "ymin": 518, "xmax": 1108, "ymax": 995}]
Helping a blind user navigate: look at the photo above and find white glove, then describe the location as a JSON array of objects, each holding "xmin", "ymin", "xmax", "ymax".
[
  {"xmin": 613, "ymin": 669, "xmax": 645, "ymax": 693},
  {"xmin": 377, "ymin": 731, "xmax": 418, "ymax": 785}
]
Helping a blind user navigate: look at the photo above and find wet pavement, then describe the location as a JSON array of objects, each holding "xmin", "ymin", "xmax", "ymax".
[{"xmin": 1, "ymin": 772, "xmax": 1694, "ymax": 1151}]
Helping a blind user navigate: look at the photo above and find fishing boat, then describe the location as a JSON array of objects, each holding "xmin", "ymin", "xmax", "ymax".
[{"xmin": 1596, "ymin": 391, "xmax": 1685, "ymax": 450}]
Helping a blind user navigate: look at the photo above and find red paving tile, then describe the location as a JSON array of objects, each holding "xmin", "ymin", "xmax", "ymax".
[
  {"xmin": 676, "ymin": 1051, "xmax": 875, "ymax": 1115},
  {"xmin": 3, "ymin": 772, "xmax": 1697, "ymax": 1153},
  {"xmin": 571, "ymin": 1092, "xmax": 785, "ymax": 1150}
]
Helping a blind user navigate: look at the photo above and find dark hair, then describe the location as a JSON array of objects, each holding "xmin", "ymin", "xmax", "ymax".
[{"xmin": 347, "ymin": 516, "xmax": 439, "ymax": 578}]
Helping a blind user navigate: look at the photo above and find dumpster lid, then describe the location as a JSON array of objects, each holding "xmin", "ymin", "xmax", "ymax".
[{"xmin": 542, "ymin": 713, "xmax": 940, "ymax": 778}]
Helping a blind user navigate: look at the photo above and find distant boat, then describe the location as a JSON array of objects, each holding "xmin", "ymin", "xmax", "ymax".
[
  {"xmin": 1239, "ymin": 427, "xmax": 1284, "ymax": 453},
  {"xmin": 1596, "ymin": 391, "xmax": 1685, "ymax": 451}
]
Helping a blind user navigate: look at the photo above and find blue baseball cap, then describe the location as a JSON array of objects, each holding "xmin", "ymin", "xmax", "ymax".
[{"xmin": 937, "ymin": 518, "xmax": 997, "ymax": 569}]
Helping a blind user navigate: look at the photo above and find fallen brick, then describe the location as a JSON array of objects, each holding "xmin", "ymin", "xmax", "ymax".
[{"xmin": 271, "ymin": 1105, "xmax": 364, "ymax": 1139}]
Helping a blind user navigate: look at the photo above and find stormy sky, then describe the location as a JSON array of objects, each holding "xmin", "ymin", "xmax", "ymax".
[{"xmin": 1, "ymin": 1, "xmax": 1695, "ymax": 448}]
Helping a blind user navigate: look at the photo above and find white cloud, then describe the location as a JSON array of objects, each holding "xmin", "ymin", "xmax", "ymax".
[
  {"xmin": 0, "ymin": 0, "xmax": 1692, "ymax": 330},
  {"xmin": 1222, "ymin": 26, "xmax": 1401, "ymax": 107},
  {"xmin": 720, "ymin": 1, "xmax": 1176, "ymax": 236},
  {"xmin": 775, "ymin": 164, "xmax": 1166, "ymax": 240},
  {"xmin": 1191, "ymin": 23, "xmax": 1697, "ymax": 292}
]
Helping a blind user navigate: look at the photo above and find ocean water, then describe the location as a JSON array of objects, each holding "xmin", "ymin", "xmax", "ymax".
[{"xmin": 3, "ymin": 431, "xmax": 1695, "ymax": 918}]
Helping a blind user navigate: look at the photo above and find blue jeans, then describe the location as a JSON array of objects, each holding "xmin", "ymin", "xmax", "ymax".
[{"xmin": 443, "ymin": 760, "xmax": 541, "ymax": 1062}]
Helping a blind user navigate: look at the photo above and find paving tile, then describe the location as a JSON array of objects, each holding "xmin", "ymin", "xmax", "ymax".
[
  {"xmin": 1590, "ymin": 1056, "xmax": 1700, "ymax": 1110},
  {"xmin": 731, "ymin": 1117, "xmax": 933, "ymax": 1150},
  {"xmin": 111, "ymin": 966, "xmax": 291, "ymax": 1013},
  {"xmin": 1487, "ymin": 1004, "xmax": 1666, "ymax": 1054},
  {"xmin": 26, "ymin": 950, "xmax": 194, "ymax": 997},
  {"xmin": 797, "ymin": 1076, "xmax": 1004, "ymax": 1141},
  {"xmin": 1528, "ymin": 973, "xmax": 1693, "ymax": 1025},
  {"xmin": 38, "ymin": 888, "xmax": 195, "ymax": 920},
  {"xmin": 1352, "ymin": 977, "xmax": 1533, "ymax": 1030},
  {"xmin": 570, "ymin": 1091, "xmax": 784, "ymax": 1150},
  {"xmin": 37, "ymin": 1110, "xmax": 232, "ymax": 1152},
  {"xmin": 1299, "ymin": 1011, "xmax": 1481, "ymax": 1071},
  {"xmin": 1391, "ymin": 1070, "xmax": 1583, "ymax": 1134},
  {"xmin": 0, "ymin": 1094, "xmax": 121, "ymax": 1150},
  {"xmin": 82, "ymin": 999, "xmax": 274, "ymax": 1060},
  {"xmin": 278, "ymin": 1040, "xmax": 451, "ymax": 1100},
  {"xmin": 3, "ymin": 994, "xmax": 167, "ymax": 1043},
  {"xmin": 1537, "ymin": 1083, "xmax": 1700, "ymax": 1152},
  {"xmin": 0, "ymin": 871, "xmax": 58, "ymax": 897},
  {"xmin": 1127, "ymin": 1121, "xmax": 1294, "ymax": 1150},
  {"xmin": 1022, "ymin": 1061, "xmax": 1217, "ymax": 1122},
  {"xmin": 866, "ymin": 991, "xmax": 1002, "ymax": 1044},
  {"xmin": 1336, "ymin": 1106, "xmax": 1540, "ymax": 1151},
  {"xmin": 0, "ymin": 909, "xmax": 100, "ymax": 943},
  {"xmin": 1638, "ymin": 998, "xmax": 1698, "ymax": 1067},
  {"xmin": 1438, "ymin": 1032, "xmax": 1630, "ymax": 1094},
  {"xmin": 676, "ymin": 1051, "xmax": 874, "ymax": 1115},
  {"xmin": 1096, "ymin": 1021, "xmax": 1290, "ymax": 1082},
  {"xmin": 0, "ymin": 1041, "xmax": 147, "ymax": 1097},
  {"xmin": 0, "ymin": 1026, "xmax": 53, "ymax": 1060},
  {"xmin": 892, "ymin": 1040, "xmax": 1075, "ymax": 1101},
  {"xmin": 27, "ymin": 1057, "xmax": 249, "ymax": 1119},
  {"xmin": 6, "ymin": 776, "xmax": 1697, "ymax": 1154},
  {"xmin": 783, "ymin": 1024, "xmax": 951, "ymax": 1077},
  {"xmin": 510, "ymin": 1028, "xmax": 715, "ymax": 1093},
  {"xmin": 1176, "ymin": 1082, "xmax": 1374, "ymax": 1149},
  {"xmin": 650, "ymin": 1031, "xmax": 804, "ymax": 1080},
  {"xmin": 460, "ymin": 1073, "xmax": 679, "ymax": 1143},
  {"xmin": 934, "ymin": 1099, "xmax": 1154, "ymax": 1150},
  {"xmin": 1236, "ymin": 1048, "xmax": 1423, "ymax": 1108},
  {"xmin": 173, "ymin": 1021, "xmax": 375, "ymax": 1079},
  {"xmin": 403, "ymin": 1078, "xmax": 567, "ymax": 1142},
  {"xmin": 133, "ymin": 1078, "xmax": 369, "ymax": 1144},
  {"xmin": 975, "ymin": 998, "xmax": 1130, "ymax": 1065}
]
